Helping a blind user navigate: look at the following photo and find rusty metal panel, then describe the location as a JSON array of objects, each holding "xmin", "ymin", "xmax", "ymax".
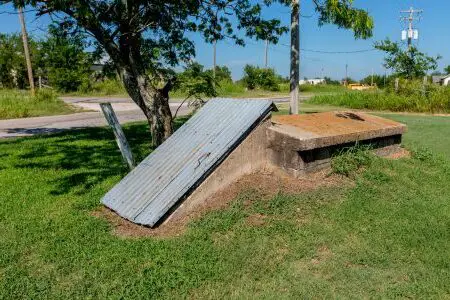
[{"xmin": 101, "ymin": 98, "xmax": 273, "ymax": 227}]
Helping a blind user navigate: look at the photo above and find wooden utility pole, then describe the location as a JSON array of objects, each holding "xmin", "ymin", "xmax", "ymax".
[
  {"xmin": 289, "ymin": 0, "xmax": 299, "ymax": 115},
  {"xmin": 213, "ymin": 40, "xmax": 217, "ymax": 79},
  {"xmin": 18, "ymin": 6, "xmax": 35, "ymax": 96},
  {"xmin": 371, "ymin": 68, "xmax": 374, "ymax": 86},
  {"xmin": 264, "ymin": 40, "xmax": 269, "ymax": 68},
  {"xmin": 345, "ymin": 63, "xmax": 348, "ymax": 86}
]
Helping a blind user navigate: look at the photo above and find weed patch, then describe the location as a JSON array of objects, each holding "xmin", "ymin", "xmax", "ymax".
[{"xmin": 331, "ymin": 145, "xmax": 374, "ymax": 176}]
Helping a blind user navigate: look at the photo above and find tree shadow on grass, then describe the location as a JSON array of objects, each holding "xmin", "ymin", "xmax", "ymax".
[{"xmin": 5, "ymin": 116, "xmax": 189, "ymax": 196}]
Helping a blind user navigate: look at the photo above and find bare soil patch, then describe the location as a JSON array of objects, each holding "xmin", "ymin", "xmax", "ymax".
[
  {"xmin": 385, "ymin": 147, "xmax": 410, "ymax": 159},
  {"xmin": 92, "ymin": 167, "xmax": 351, "ymax": 238}
]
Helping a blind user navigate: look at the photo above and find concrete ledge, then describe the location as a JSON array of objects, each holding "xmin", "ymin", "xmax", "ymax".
[
  {"xmin": 270, "ymin": 112, "xmax": 406, "ymax": 151},
  {"xmin": 268, "ymin": 112, "xmax": 407, "ymax": 176}
]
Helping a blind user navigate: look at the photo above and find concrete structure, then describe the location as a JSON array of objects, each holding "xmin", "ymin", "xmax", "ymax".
[
  {"xmin": 432, "ymin": 75, "xmax": 450, "ymax": 86},
  {"xmin": 101, "ymin": 99, "xmax": 274, "ymax": 227},
  {"xmin": 165, "ymin": 117, "xmax": 272, "ymax": 224},
  {"xmin": 101, "ymin": 100, "xmax": 406, "ymax": 228},
  {"xmin": 267, "ymin": 112, "xmax": 406, "ymax": 176},
  {"xmin": 444, "ymin": 76, "xmax": 450, "ymax": 86}
]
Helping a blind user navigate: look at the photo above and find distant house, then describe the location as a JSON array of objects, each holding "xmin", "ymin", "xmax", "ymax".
[
  {"xmin": 432, "ymin": 75, "xmax": 450, "ymax": 86},
  {"xmin": 299, "ymin": 78, "xmax": 325, "ymax": 85}
]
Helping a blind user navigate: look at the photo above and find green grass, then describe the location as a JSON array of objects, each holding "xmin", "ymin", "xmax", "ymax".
[
  {"xmin": 308, "ymin": 88, "xmax": 450, "ymax": 113},
  {"xmin": 381, "ymin": 114, "xmax": 450, "ymax": 157},
  {"xmin": 300, "ymin": 84, "xmax": 346, "ymax": 93},
  {"xmin": 67, "ymin": 79, "xmax": 128, "ymax": 97},
  {"xmin": 0, "ymin": 89, "xmax": 76, "ymax": 119},
  {"xmin": 0, "ymin": 114, "xmax": 449, "ymax": 298}
]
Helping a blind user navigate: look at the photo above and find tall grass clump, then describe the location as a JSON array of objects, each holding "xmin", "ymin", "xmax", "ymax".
[
  {"xmin": 331, "ymin": 145, "xmax": 374, "ymax": 176},
  {"xmin": 0, "ymin": 89, "xmax": 75, "ymax": 119},
  {"xmin": 76, "ymin": 79, "xmax": 127, "ymax": 96},
  {"xmin": 216, "ymin": 80, "xmax": 246, "ymax": 96},
  {"xmin": 309, "ymin": 80, "xmax": 450, "ymax": 113},
  {"xmin": 300, "ymin": 84, "xmax": 346, "ymax": 93}
]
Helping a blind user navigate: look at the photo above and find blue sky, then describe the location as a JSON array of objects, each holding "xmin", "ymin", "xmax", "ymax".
[{"xmin": 1, "ymin": 0, "xmax": 449, "ymax": 80}]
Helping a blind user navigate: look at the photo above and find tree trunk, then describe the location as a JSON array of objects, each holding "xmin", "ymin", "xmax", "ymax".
[{"xmin": 121, "ymin": 68, "xmax": 173, "ymax": 147}]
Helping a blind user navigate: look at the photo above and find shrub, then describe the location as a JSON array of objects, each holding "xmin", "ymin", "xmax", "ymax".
[
  {"xmin": 79, "ymin": 79, "xmax": 126, "ymax": 96},
  {"xmin": 242, "ymin": 65, "xmax": 280, "ymax": 91}
]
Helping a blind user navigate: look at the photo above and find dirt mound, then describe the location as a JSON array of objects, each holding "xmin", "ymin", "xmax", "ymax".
[{"xmin": 92, "ymin": 167, "xmax": 350, "ymax": 238}]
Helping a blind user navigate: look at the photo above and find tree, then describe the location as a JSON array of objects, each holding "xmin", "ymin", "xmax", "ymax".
[
  {"xmin": 324, "ymin": 76, "xmax": 340, "ymax": 85},
  {"xmin": 361, "ymin": 74, "xmax": 384, "ymax": 87},
  {"xmin": 242, "ymin": 65, "xmax": 280, "ymax": 91},
  {"xmin": 0, "ymin": 33, "xmax": 38, "ymax": 89},
  {"xmin": 205, "ymin": 66, "xmax": 232, "ymax": 83},
  {"xmin": 375, "ymin": 39, "xmax": 440, "ymax": 79},
  {"xmin": 2, "ymin": 1, "xmax": 288, "ymax": 146},
  {"xmin": 39, "ymin": 24, "xmax": 93, "ymax": 92},
  {"xmin": 2, "ymin": 0, "xmax": 373, "ymax": 145},
  {"xmin": 444, "ymin": 65, "xmax": 450, "ymax": 75},
  {"xmin": 174, "ymin": 62, "xmax": 217, "ymax": 113}
]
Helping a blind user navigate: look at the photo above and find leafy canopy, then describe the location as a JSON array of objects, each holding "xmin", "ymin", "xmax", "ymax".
[
  {"xmin": 375, "ymin": 39, "xmax": 440, "ymax": 79},
  {"xmin": 0, "ymin": 33, "xmax": 39, "ymax": 89},
  {"xmin": 2, "ymin": 0, "xmax": 373, "ymax": 85},
  {"xmin": 444, "ymin": 65, "xmax": 450, "ymax": 75},
  {"xmin": 175, "ymin": 62, "xmax": 217, "ymax": 102},
  {"xmin": 242, "ymin": 64, "xmax": 280, "ymax": 91},
  {"xmin": 39, "ymin": 24, "xmax": 93, "ymax": 92}
]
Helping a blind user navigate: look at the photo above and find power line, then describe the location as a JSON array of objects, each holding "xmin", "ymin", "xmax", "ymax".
[
  {"xmin": 279, "ymin": 43, "xmax": 375, "ymax": 54},
  {"xmin": 0, "ymin": 9, "xmax": 38, "ymax": 15}
]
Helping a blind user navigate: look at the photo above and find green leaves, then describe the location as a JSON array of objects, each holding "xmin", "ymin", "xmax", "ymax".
[
  {"xmin": 375, "ymin": 39, "xmax": 440, "ymax": 79},
  {"xmin": 313, "ymin": 0, "xmax": 373, "ymax": 39},
  {"xmin": 444, "ymin": 65, "xmax": 450, "ymax": 75},
  {"xmin": 175, "ymin": 62, "xmax": 218, "ymax": 102},
  {"xmin": 242, "ymin": 65, "xmax": 281, "ymax": 91}
]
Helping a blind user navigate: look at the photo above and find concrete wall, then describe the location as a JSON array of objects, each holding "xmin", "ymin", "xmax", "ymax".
[{"xmin": 164, "ymin": 117, "xmax": 271, "ymax": 223}]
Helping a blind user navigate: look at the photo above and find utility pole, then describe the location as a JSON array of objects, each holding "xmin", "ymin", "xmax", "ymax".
[
  {"xmin": 18, "ymin": 6, "xmax": 35, "ymax": 96},
  {"xmin": 289, "ymin": 0, "xmax": 299, "ymax": 115},
  {"xmin": 371, "ymin": 68, "xmax": 374, "ymax": 86},
  {"xmin": 345, "ymin": 63, "xmax": 348, "ymax": 86},
  {"xmin": 264, "ymin": 40, "xmax": 269, "ymax": 68},
  {"xmin": 401, "ymin": 7, "xmax": 422, "ymax": 50},
  {"xmin": 213, "ymin": 40, "xmax": 217, "ymax": 77}
]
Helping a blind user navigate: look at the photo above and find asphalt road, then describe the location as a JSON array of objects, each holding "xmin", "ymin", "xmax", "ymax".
[{"xmin": 0, "ymin": 95, "xmax": 312, "ymax": 138}]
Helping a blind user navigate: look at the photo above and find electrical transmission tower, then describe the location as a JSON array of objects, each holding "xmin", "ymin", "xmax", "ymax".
[{"xmin": 400, "ymin": 7, "xmax": 423, "ymax": 50}]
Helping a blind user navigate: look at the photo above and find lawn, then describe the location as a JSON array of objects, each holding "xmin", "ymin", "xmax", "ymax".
[
  {"xmin": 0, "ymin": 113, "xmax": 449, "ymax": 298},
  {"xmin": 0, "ymin": 89, "xmax": 76, "ymax": 119}
]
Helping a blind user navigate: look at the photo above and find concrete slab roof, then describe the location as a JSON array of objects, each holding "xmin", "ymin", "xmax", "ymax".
[{"xmin": 270, "ymin": 112, "xmax": 406, "ymax": 151}]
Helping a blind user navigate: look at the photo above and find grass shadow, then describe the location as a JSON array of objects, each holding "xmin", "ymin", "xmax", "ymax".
[{"xmin": 2, "ymin": 116, "xmax": 190, "ymax": 196}]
